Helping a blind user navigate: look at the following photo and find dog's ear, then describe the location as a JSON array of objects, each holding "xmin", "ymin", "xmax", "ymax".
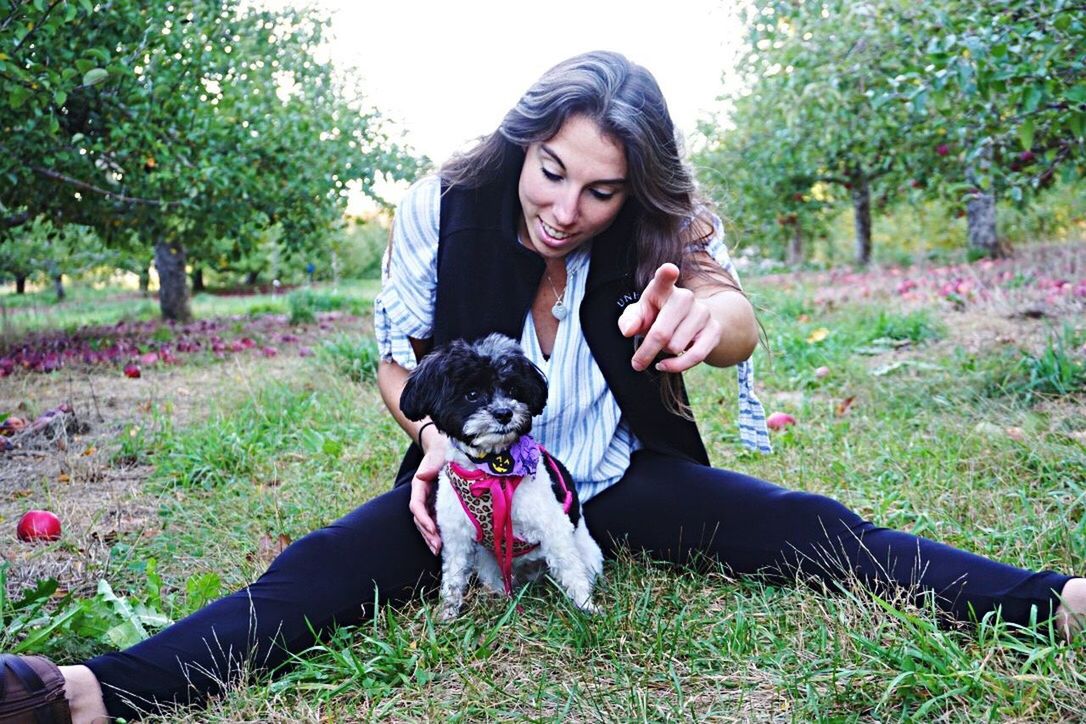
[
  {"xmin": 399, "ymin": 350, "xmax": 447, "ymax": 422},
  {"xmin": 514, "ymin": 355, "xmax": 549, "ymax": 417}
]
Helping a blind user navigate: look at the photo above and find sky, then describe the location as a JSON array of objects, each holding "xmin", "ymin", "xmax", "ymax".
[{"xmin": 315, "ymin": 1, "xmax": 748, "ymax": 168}]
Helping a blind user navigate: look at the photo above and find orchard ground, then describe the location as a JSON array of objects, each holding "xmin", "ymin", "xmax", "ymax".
[{"xmin": 1, "ymin": 244, "xmax": 1085, "ymax": 721}]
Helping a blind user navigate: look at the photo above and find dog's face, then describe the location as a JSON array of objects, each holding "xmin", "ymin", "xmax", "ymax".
[{"xmin": 400, "ymin": 334, "xmax": 548, "ymax": 452}]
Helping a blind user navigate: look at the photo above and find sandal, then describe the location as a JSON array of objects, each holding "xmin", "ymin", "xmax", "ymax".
[{"xmin": 0, "ymin": 655, "xmax": 72, "ymax": 724}]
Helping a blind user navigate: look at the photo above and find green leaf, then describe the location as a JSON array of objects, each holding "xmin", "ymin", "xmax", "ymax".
[
  {"xmin": 82, "ymin": 67, "xmax": 108, "ymax": 86},
  {"xmin": 1019, "ymin": 118, "xmax": 1035, "ymax": 150},
  {"xmin": 53, "ymin": 90, "xmax": 67, "ymax": 106},
  {"xmin": 1070, "ymin": 112, "xmax": 1085, "ymax": 140},
  {"xmin": 1023, "ymin": 84, "xmax": 1044, "ymax": 113},
  {"xmin": 8, "ymin": 86, "xmax": 31, "ymax": 109}
]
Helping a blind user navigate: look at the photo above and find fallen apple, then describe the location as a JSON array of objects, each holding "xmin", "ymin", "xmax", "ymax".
[
  {"xmin": 123, "ymin": 363, "xmax": 141, "ymax": 378},
  {"xmin": 17, "ymin": 510, "xmax": 62, "ymax": 542},
  {"xmin": 766, "ymin": 412, "xmax": 797, "ymax": 431},
  {"xmin": 814, "ymin": 366, "xmax": 830, "ymax": 379}
]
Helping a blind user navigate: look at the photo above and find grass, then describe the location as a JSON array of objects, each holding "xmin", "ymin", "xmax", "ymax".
[
  {"xmin": 3, "ymin": 265, "xmax": 1086, "ymax": 720},
  {"xmin": 0, "ymin": 279, "xmax": 381, "ymax": 337}
]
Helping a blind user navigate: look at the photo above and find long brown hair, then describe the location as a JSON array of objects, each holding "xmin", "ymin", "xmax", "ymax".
[{"xmin": 441, "ymin": 51, "xmax": 742, "ymax": 415}]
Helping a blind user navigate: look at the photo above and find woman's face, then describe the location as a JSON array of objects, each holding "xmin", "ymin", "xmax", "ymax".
[{"xmin": 518, "ymin": 114, "xmax": 628, "ymax": 260}]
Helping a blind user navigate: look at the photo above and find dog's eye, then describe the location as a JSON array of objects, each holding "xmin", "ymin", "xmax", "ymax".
[{"xmin": 464, "ymin": 389, "xmax": 480, "ymax": 402}]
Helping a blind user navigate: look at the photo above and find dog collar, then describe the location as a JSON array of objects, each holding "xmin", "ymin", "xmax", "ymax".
[{"xmin": 467, "ymin": 434, "xmax": 540, "ymax": 477}]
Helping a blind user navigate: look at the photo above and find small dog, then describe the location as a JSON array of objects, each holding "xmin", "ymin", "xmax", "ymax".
[{"xmin": 400, "ymin": 333, "xmax": 603, "ymax": 619}]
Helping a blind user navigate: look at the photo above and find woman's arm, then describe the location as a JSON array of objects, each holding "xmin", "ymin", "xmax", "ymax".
[
  {"xmin": 684, "ymin": 252, "xmax": 759, "ymax": 368},
  {"xmin": 376, "ymin": 338, "xmax": 438, "ymax": 446},
  {"xmin": 373, "ymin": 175, "xmax": 446, "ymax": 553},
  {"xmin": 376, "ymin": 357, "xmax": 447, "ymax": 555}
]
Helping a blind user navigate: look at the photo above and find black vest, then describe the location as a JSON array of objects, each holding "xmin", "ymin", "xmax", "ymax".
[{"xmin": 392, "ymin": 145, "xmax": 708, "ymax": 488}]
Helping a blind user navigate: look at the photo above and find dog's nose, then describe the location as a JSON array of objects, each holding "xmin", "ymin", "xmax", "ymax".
[{"xmin": 492, "ymin": 407, "xmax": 513, "ymax": 424}]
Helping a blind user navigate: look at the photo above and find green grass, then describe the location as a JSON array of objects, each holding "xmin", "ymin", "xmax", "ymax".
[
  {"xmin": 3, "ymin": 274, "xmax": 1086, "ymax": 720},
  {"xmin": 981, "ymin": 325, "xmax": 1086, "ymax": 404},
  {"xmin": 0, "ymin": 279, "xmax": 381, "ymax": 336}
]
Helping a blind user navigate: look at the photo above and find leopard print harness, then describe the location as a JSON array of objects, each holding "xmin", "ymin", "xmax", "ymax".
[{"xmin": 446, "ymin": 443, "xmax": 572, "ymax": 595}]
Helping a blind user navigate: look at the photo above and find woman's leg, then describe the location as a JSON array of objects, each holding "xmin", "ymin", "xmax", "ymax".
[
  {"xmin": 82, "ymin": 483, "xmax": 439, "ymax": 720},
  {"xmin": 584, "ymin": 450, "xmax": 1072, "ymax": 627}
]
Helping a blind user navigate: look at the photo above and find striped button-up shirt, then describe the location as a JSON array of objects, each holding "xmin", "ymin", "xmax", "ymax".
[{"xmin": 375, "ymin": 176, "xmax": 771, "ymax": 501}]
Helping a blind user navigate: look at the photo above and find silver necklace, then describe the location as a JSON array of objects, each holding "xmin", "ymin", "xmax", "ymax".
[{"xmin": 544, "ymin": 267, "xmax": 569, "ymax": 320}]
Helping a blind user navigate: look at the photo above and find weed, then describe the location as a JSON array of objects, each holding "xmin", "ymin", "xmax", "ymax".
[
  {"xmin": 287, "ymin": 289, "xmax": 369, "ymax": 326},
  {"xmin": 982, "ymin": 326, "xmax": 1086, "ymax": 403},
  {"xmin": 287, "ymin": 291, "xmax": 317, "ymax": 325},
  {"xmin": 318, "ymin": 334, "xmax": 380, "ymax": 383},
  {"xmin": 0, "ymin": 560, "xmax": 172, "ymax": 660}
]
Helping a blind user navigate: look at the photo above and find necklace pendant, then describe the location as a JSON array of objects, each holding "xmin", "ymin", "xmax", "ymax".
[{"xmin": 551, "ymin": 300, "xmax": 569, "ymax": 320}]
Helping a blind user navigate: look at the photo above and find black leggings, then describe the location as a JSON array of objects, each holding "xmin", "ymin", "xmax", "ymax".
[{"xmin": 85, "ymin": 451, "xmax": 1071, "ymax": 719}]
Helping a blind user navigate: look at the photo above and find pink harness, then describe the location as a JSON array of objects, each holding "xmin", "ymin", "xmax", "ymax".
[{"xmin": 446, "ymin": 440, "xmax": 572, "ymax": 595}]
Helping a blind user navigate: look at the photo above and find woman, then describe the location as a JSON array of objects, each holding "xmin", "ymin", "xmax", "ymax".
[{"xmin": 3, "ymin": 50, "xmax": 1084, "ymax": 724}]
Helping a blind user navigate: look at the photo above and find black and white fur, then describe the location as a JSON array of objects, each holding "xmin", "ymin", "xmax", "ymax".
[{"xmin": 400, "ymin": 333, "xmax": 603, "ymax": 619}]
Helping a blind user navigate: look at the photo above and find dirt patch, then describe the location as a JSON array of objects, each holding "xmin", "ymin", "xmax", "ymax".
[{"xmin": 1, "ymin": 315, "xmax": 366, "ymax": 598}]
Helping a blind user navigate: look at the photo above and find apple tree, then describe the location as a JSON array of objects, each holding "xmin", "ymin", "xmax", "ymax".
[
  {"xmin": 886, "ymin": 0, "xmax": 1086, "ymax": 257},
  {"xmin": 1, "ymin": 0, "xmax": 420, "ymax": 319},
  {"xmin": 698, "ymin": 0, "xmax": 933, "ymax": 266}
]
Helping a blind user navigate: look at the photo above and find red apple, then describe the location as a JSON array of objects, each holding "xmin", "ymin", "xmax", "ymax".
[
  {"xmin": 766, "ymin": 412, "xmax": 797, "ymax": 431},
  {"xmin": 17, "ymin": 510, "xmax": 62, "ymax": 542},
  {"xmin": 123, "ymin": 363, "xmax": 141, "ymax": 378},
  {"xmin": 936, "ymin": 144, "xmax": 950, "ymax": 157}
]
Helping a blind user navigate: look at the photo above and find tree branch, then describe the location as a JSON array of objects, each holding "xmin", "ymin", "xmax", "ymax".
[
  {"xmin": 31, "ymin": 165, "xmax": 186, "ymax": 207},
  {"xmin": 2, "ymin": 210, "xmax": 31, "ymax": 229},
  {"xmin": 11, "ymin": 0, "xmax": 65, "ymax": 56}
]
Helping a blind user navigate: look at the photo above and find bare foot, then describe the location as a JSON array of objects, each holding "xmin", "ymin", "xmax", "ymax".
[
  {"xmin": 1053, "ymin": 577, "xmax": 1086, "ymax": 641},
  {"xmin": 59, "ymin": 665, "xmax": 109, "ymax": 724}
]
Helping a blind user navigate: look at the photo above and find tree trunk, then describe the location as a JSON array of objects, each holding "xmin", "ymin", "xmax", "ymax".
[
  {"xmin": 966, "ymin": 192, "xmax": 1000, "ymax": 258},
  {"xmin": 53, "ymin": 274, "xmax": 65, "ymax": 301},
  {"xmin": 850, "ymin": 175, "xmax": 872, "ymax": 266},
  {"xmin": 139, "ymin": 268, "xmax": 150, "ymax": 295},
  {"xmin": 154, "ymin": 239, "xmax": 193, "ymax": 322},
  {"xmin": 245, "ymin": 271, "xmax": 258, "ymax": 286},
  {"xmin": 787, "ymin": 224, "xmax": 803, "ymax": 267},
  {"xmin": 191, "ymin": 267, "xmax": 205, "ymax": 293},
  {"xmin": 965, "ymin": 144, "xmax": 1001, "ymax": 259},
  {"xmin": 15, "ymin": 275, "xmax": 26, "ymax": 294}
]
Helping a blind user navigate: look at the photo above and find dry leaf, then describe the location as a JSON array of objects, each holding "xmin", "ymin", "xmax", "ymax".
[
  {"xmin": 82, "ymin": 446, "xmax": 97, "ymax": 456},
  {"xmin": 249, "ymin": 532, "xmax": 293, "ymax": 565},
  {"xmin": 57, "ymin": 473, "xmax": 70, "ymax": 483},
  {"xmin": 835, "ymin": 396, "xmax": 856, "ymax": 417},
  {"xmin": 807, "ymin": 327, "xmax": 830, "ymax": 344}
]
